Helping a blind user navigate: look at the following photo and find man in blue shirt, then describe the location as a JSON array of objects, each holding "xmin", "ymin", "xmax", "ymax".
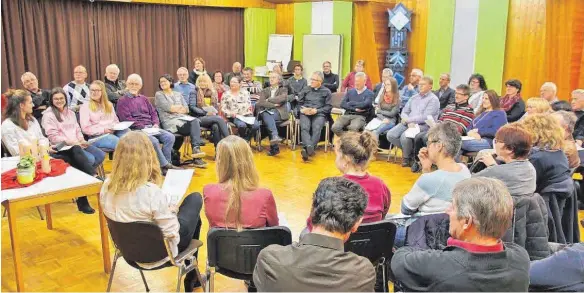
[{"xmin": 399, "ymin": 68, "xmax": 423, "ymax": 109}]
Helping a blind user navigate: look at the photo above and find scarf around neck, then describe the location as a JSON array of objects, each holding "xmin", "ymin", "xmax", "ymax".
[{"xmin": 501, "ymin": 94, "xmax": 521, "ymax": 112}]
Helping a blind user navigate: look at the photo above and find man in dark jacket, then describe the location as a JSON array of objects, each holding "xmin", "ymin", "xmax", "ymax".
[
  {"xmin": 256, "ymin": 72, "xmax": 289, "ymax": 156},
  {"xmin": 391, "ymin": 178, "xmax": 530, "ymax": 292},
  {"xmin": 571, "ymin": 89, "xmax": 584, "ymax": 146},
  {"xmin": 104, "ymin": 64, "xmax": 126, "ymax": 106},
  {"xmin": 297, "ymin": 71, "xmax": 332, "ymax": 162},
  {"xmin": 433, "ymin": 73, "xmax": 455, "ymax": 110},
  {"xmin": 322, "ymin": 61, "xmax": 339, "ymax": 93},
  {"xmin": 20, "ymin": 72, "xmax": 49, "ymax": 120}
]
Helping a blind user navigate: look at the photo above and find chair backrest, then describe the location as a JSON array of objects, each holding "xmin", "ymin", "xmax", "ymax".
[
  {"xmin": 207, "ymin": 226, "xmax": 292, "ymax": 275},
  {"xmin": 105, "ymin": 217, "xmax": 170, "ymax": 264},
  {"xmin": 330, "ymin": 92, "xmax": 344, "ymax": 109},
  {"xmin": 344, "ymin": 220, "xmax": 397, "ymax": 265}
]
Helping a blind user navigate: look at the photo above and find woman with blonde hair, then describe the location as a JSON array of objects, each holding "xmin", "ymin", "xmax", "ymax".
[
  {"xmin": 191, "ymin": 73, "xmax": 230, "ymax": 148},
  {"xmin": 79, "ymin": 80, "xmax": 128, "ymax": 151},
  {"xmin": 203, "ymin": 135, "xmax": 278, "ymax": 230},
  {"xmin": 100, "ymin": 131, "xmax": 204, "ymax": 291},
  {"xmin": 522, "ymin": 97, "xmax": 552, "ymax": 120},
  {"xmin": 370, "ymin": 77, "xmax": 400, "ymax": 140},
  {"xmin": 520, "ymin": 114, "xmax": 573, "ymax": 243}
]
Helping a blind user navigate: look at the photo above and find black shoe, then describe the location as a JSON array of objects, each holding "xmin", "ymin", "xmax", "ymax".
[
  {"xmin": 301, "ymin": 147, "xmax": 309, "ymax": 162},
  {"xmin": 192, "ymin": 158, "xmax": 208, "ymax": 168},
  {"xmin": 76, "ymin": 197, "xmax": 95, "ymax": 214},
  {"xmin": 267, "ymin": 145, "xmax": 280, "ymax": 156},
  {"xmin": 307, "ymin": 145, "xmax": 315, "ymax": 157},
  {"xmin": 410, "ymin": 161, "xmax": 421, "ymax": 173},
  {"xmin": 191, "ymin": 146, "xmax": 206, "ymax": 159},
  {"xmin": 401, "ymin": 158, "xmax": 412, "ymax": 167}
]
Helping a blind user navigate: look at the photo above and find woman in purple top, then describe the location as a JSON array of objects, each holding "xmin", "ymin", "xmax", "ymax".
[{"xmin": 461, "ymin": 90, "xmax": 508, "ymax": 153}]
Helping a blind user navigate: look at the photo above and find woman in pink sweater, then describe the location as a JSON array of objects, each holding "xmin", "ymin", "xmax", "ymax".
[
  {"xmin": 203, "ymin": 135, "xmax": 279, "ymax": 229},
  {"xmin": 306, "ymin": 131, "xmax": 390, "ymax": 231},
  {"xmin": 79, "ymin": 80, "xmax": 128, "ymax": 151}
]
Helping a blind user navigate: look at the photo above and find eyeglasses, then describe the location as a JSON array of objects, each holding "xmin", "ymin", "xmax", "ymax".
[
  {"xmin": 455, "ymin": 92, "xmax": 468, "ymax": 96},
  {"xmin": 310, "ymin": 78, "xmax": 322, "ymax": 82}
]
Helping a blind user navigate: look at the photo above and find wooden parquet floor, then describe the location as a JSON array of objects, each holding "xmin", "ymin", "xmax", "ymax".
[{"xmin": 2, "ymin": 143, "xmax": 583, "ymax": 292}]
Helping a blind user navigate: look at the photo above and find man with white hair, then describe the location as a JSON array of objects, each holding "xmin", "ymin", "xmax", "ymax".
[
  {"xmin": 256, "ymin": 72, "xmax": 289, "ymax": 156},
  {"xmin": 20, "ymin": 72, "xmax": 49, "ymax": 119},
  {"xmin": 174, "ymin": 67, "xmax": 197, "ymax": 106},
  {"xmin": 392, "ymin": 177, "xmax": 530, "ymax": 292},
  {"xmin": 63, "ymin": 65, "xmax": 91, "ymax": 111},
  {"xmin": 298, "ymin": 71, "xmax": 332, "ymax": 162},
  {"xmin": 332, "ymin": 72, "xmax": 374, "ymax": 136},
  {"xmin": 373, "ymin": 68, "xmax": 394, "ymax": 104},
  {"xmin": 224, "ymin": 62, "xmax": 243, "ymax": 85},
  {"xmin": 540, "ymin": 82, "xmax": 558, "ymax": 103},
  {"xmin": 400, "ymin": 68, "xmax": 423, "ymax": 109},
  {"xmin": 116, "ymin": 74, "xmax": 178, "ymax": 174},
  {"xmin": 570, "ymin": 89, "xmax": 584, "ymax": 146},
  {"xmin": 103, "ymin": 64, "xmax": 126, "ymax": 105}
]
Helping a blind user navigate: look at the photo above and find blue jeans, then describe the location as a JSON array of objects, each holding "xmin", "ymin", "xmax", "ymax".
[
  {"xmin": 461, "ymin": 138, "xmax": 493, "ymax": 152},
  {"xmin": 260, "ymin": 111, "xmax": 281, "ymax": 140},
  {"xmin": 372, "ymin": 122, "xmax": 396, "ymax": 140},
  {"xmin": 232, "ymin": 117, "xmax": 260, "ymax": 140},
  {"xmin": 90, "ymin": 129, "xmax": 129, "ymax": 151},
  {"xmin": 82, "ymin": 145, "xmax": 106, "ymax": 167},
  {"xmin": 147, "ymin": 129, "xmax": 175, "ymax": 167}
]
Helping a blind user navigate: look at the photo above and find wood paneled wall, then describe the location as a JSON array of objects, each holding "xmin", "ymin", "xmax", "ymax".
[
  {"xmin": 502, "ymin": 0, "xmax": 546, "ymax": 99},
  {"xmin": 131, "ymin": 0, "xmax": 275, "ymax": 8},
  {"xmin": 351, "ymin": 0, "xmax": 427, "ymax": 84},
  {"xmin": 275, "ymin": 3, "xmax": 294, "ymax": 34}
]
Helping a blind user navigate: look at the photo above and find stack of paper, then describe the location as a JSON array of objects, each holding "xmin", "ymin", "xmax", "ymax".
[
  {"xmin": 236, "ymin": 115, "xmax": 256, "ymax": 125},
  {"xmin": 112, "ymin": 121, "xmax": 134, "ymax": 131},
  {"xmin": 178, "ymin": 116, "xmax": 196, "ymax": 121},
  {"xmin": 162, "ymin": 169, "xmax": 195, "ymax": 206},
  {"xmin": 202, "ymin": 106, "xmax": 218, "ymax": 114},
  {"xmin": 142, "ymin": 128, "xmax": 161, "ymax": 136}
]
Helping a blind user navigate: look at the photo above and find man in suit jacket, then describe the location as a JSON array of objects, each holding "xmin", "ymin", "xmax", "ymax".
[
  {"xmin": 256, "ymin": 72, "xmax": 289, "ymax": 156},
  {"xmin": 434, "ymin": 73, "xmax": 455, "ymax": 109},
  {"xmin": 253, "ymin": 177, "xmax": 376, "ymax": 292}
]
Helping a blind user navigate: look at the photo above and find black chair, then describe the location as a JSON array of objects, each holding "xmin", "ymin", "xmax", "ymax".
[
  {"xmin": 344, "ymin": 220, "xmax": 397, "ymax": 292},
  {"xmin": 205, "ymin": 226, "xmax": 292, "ymax": 292},
  {"xmin": 105, "ymin": 217, "xmax": 205, "ymax": 292}
]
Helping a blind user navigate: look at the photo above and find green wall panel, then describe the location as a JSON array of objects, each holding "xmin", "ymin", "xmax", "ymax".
[
  {"xmin": 293, "ymin": 2, "xmax": 312, "ymax": 61},
  {"xmin": 333, "ymin": 1, "xmax": 353, "ymax": 78},
  {"xmin": 424, "ymin": 0, "xmax": 456, "ymax": 89},
  {"xmin": 244, "ymin": 8, "xmax": 276, "ymax": 70}
]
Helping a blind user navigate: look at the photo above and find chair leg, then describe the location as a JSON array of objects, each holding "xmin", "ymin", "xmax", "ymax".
[
  {"xmin": 382, "ymin": 259, "xmax": 388, "ymax": 292},
  {"xmin": 106, "ymin": 251, "xmax": 120, "ymax": 292},
  {"xmin": 176, "ymin": 266, "xmax": 183, "ymax": 293},
  {"xmin": 193, "ymin": 261, "xmax": 206, "ymax": 292},
  {"xmin": 324, "ymin": 122, "xmax": 330, "ymax": 153},
  {"xmin": 36, "ymin": 206, "xmax": 44, "ymax": 220},
  {"xmin": 139, "ymin": 270, "xmax": 150, "ymax": 292},
  {"xmin": 209, "ymin": 266, "xmax": 216, "ymax": 292}
]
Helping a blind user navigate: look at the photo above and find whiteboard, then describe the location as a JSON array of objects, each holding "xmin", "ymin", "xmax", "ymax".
[
  {"xmin": 302, "ymin": 34, "xmax": 342, "ymax": 80},
  {"xmin": 267, "ymin": 34, "xmax": 293, "ymax": 69}
]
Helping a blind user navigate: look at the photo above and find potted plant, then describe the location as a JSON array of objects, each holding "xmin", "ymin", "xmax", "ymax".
[{"xmin": 17, "ymin": 155, "xmax": 36, "ymax": 184}]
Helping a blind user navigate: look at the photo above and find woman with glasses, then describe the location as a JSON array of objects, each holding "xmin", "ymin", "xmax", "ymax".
[
  {"xmin": 79, "ymin": 80, "xmax": 128, "ymax": 151},
  {"xmin": 467, "ymin": 73, "xmax": 488, "ymax": 112}
]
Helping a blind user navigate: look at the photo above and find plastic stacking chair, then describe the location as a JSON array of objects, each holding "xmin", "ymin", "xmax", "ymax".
[
  {"xmin": 205, "ymin": 226, "xmax": 292, "ymax": 292},
  {"xmin": 344, "ymin": 220, "xmax": 397, "ymax": 292},
  {"xmin": 105, "ymin": 217, "xmax": 205, "ymax": 292}
]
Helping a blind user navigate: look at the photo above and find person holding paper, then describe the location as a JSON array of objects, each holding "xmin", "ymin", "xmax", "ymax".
[
  {"xmin": 190, "ymin": 73, "xmax": 230, "ymax": 148},
  {"xmin": 2, "ymin": 89, "xmax": 99, "ymax": 214},
  {"xmin": 461, "ymin": 90, "xmax": 508, "ymax": 153},
  {"xmin": 203, "ymin": 135, "xmax": 278, "ymax": 229},
  {"xmin": 42, "ymin": 88, "xmax": 106, "ymax": 172},
  {"xmin": 80, "ymin": 80, "xmax": 128, "ymax": 151},
  {"xmin": 393, "ymin": 122, "xmax": 470, "ymax": 247},
  {"xmin": 155, "ymin": 74, "xmax": 207, "ymax": 168},
  {"xmin": 332, "ymin": 72, "xmax": 374, "ymax": 136},
  {"xmin": 99, "ymin": 131, "xmax": 204, "ymax": 292},
  {"xmin": 370, "ymin": 77, "xmax": 400, "ymax": 140},
  {"xmin": 386, "ymin": 76, "xmax": 440, "ymax": 167},
  {"xmin": 221, "ymin": 76, "xmax": 260, "ymax": 142},
  {"xmin": 256, "ymin": 72, "xmax": 289, "ymax": 156},
  {"xmin": 116, "ymin": 74, "xmax": 179, "ymax": 174},
  {"xmin": 298, "ymin": 71, "xmax": 333, "ymax": 162}
]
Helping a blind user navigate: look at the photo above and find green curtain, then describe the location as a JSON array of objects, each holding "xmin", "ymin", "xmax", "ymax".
[{"xmin": 244, "ymin": 8, "xmax": 276, "ymax": 70}]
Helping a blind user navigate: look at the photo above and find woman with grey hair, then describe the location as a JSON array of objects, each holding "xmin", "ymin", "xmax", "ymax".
[
  {"xmin": 392, "ymin": 177, "xmax": 530, "ymax": 292},
  {"xmin": 552, "ymin": 110, "xmax": 580, "ymax": 168},
  {"xmin": 392, "ymin": 122, "xmax": 471, "ymax": 246}
]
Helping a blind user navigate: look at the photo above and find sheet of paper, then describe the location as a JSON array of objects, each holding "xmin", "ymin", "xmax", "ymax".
[
  {"xmin": 58, "ymin": 145, "xmax": 73, "ymax": 151},
  {"xmin": 162, "ymin": 169, "xmax": 195, "ymax": 206},
  {"xmin": 202, "ymin": 106, "xmax": 218, "ymax": 114},
  {"xmin": 404, "ymin": 124, "xmax": 420, "ymax": 138},
  {"xmin": 236, "ymin": 115, "xmax": 256, "ymax": 125},
  {"xmin": 400, "ymin": 113, "xmax": 409, "ymax": 121},
  {"xmin": 365, "ymin": 118, "xmax": 383, "ymax": 131},
  {"xmin": 112, "ymin": 121, "xmax": 134, "ymax": 131},
  {"xmin": 142, "ymin": 128, "xmax": 161, "ymax": 136},
  {"xmin": 87, "ymin": 134, "xmax": 110, "ymax": 144},
  {"xmin": 178, "ymin": 116, "xmax": 196, "ymax": 121},
  {"xmin": 425, "ymin": 115, "xmax": 436, "ymax": 127},
  {"xmin": 461, "ymin": 136, "xmax": 477, "ymax": 141},
  {"xmin": 278, "ymin": 212, "xmax": 289, "ymax": 227}
]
